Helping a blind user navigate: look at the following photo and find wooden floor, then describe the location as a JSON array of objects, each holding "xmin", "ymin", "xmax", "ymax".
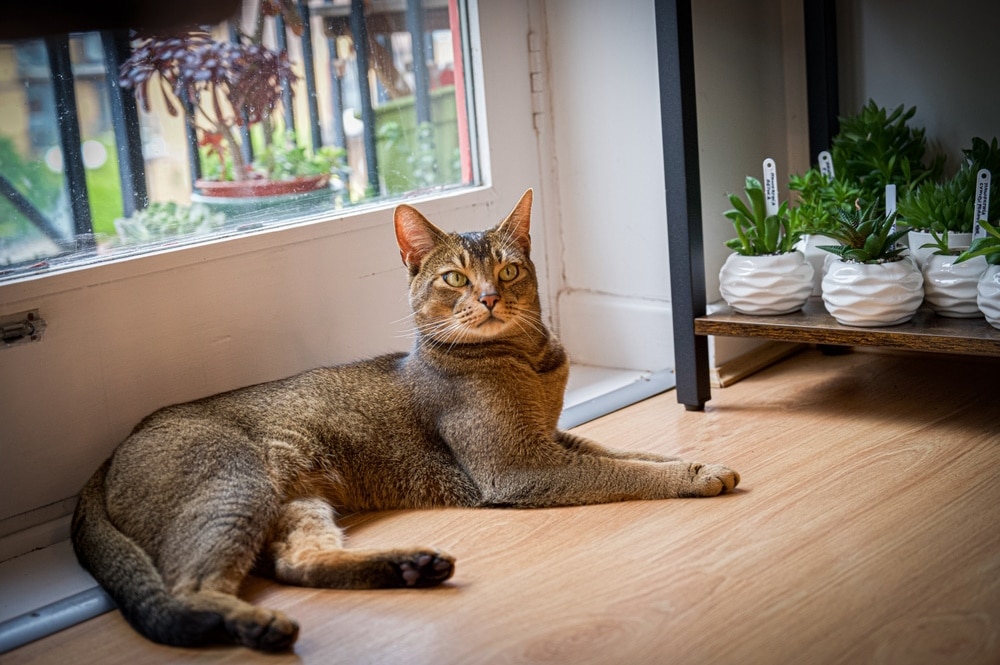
[{"xmin": 6, "ymin": 348, "xmax": 1000, "ymax": 665}]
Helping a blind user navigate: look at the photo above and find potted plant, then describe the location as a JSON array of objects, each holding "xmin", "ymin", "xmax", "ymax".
[
  {"xmin": 119, "ymin": 4, "xmax": 344, "ymax": 202},
  {"xmin": 819, "ymin": 201, "xmax": 924, "ymax": 326},
  {"xmin": 898, "ymin": 172, "xmax": 976, "ymax": 267},
  {"xmin": 898, "ymin": 137, "xmax": 1000, "ymax": 267},
  {"xmin": 954, "ymin": 220, "xmax": 1000, "ymax": 329},
  {"xmin": 788, "ymin": 167, "xmax": 863, "ymax": 294},
  {"xmin": 918, "ymin": 229, "xmax": 987, "ymax": 318},
  {"xmin": 111, "ymin": 201, "xmax": 226, "ymax": 246},
  {"xmin": 718, "ymin": 176, "xmax": 814, "ymax": 315},
  {"xmin": 247, "ymin": 131, "xmax": 347, "ymax": 197},
  {"xmin": 830, "ymin": 101, "xmax": 944, "ymax": 216}
]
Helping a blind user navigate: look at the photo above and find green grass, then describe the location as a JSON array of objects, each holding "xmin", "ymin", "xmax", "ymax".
[
  {"xmin": 83, "ymin": 137, "xmax": 124, "ymax": 238},
  {"xmin": 0, "ymin": 135, "xmax": 124, "ymax": 244}
]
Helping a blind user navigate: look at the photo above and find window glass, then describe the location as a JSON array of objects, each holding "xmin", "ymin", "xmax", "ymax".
[{"xmin": 0, "ymin": 0, "xmax": 476, "ymax": 281}]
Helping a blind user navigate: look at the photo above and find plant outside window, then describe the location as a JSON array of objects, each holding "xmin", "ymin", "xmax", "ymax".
[{"xmin": 0, "ymin": 0, "xmax": 476, "ymax": 280}]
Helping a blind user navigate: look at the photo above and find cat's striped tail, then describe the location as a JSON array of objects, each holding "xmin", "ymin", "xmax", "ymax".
[{"xmin": 70, "ymin": 460, "xmax": 227, "ymax": 647}]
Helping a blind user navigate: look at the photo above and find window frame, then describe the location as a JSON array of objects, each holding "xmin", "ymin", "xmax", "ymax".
[
  {"xmin": 1, "ymin": 0, "xmax": 485, "ymax": 288},
  {"xmin": 0, "ymin": 0, "xmax": 553, "ymax": 306},
  {"xmin": 0, "ymin": 0, "xmax": 554, "ymax": 545}
]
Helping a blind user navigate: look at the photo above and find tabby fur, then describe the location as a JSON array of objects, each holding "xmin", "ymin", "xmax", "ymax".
[{"xmin": 71, "ymin": 189, "xmax": 739, "ymax": 651}]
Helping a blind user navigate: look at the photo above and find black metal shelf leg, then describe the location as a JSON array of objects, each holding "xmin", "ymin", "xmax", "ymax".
[{"xmin": 655, "ymin": 0, "xmax": 710, "ymax": 411}]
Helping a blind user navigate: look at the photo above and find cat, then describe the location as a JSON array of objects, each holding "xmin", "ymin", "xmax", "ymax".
[{"xmin": 71, "ymin": 189, "xmax": 740, "ymax": 652}]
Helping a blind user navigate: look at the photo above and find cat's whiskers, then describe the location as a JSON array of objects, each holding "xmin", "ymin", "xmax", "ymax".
[
  {"xmin": 416, "ymin": 318, "xmax": 460, "ymax": 339},
  {"xmin": 508, "ymin": 312, "xmax": 544, "ymax": 343},
  {"xmin": 389, "ymin": 310, "xmax": 417, "ymax": 326},
  {"xmin": 399, "ymin": 299, "xmax": 545, "ymax": 353},
  {"xmin": 391, "ymin": 314, "xmax": 425, "ymax": 341},
  {"xmin": 414, "ymin": 316, "xmax": 473, "ymax": 350},
  {"xmin": 505, "ymin": 302, "xmax": 547, "ymax": 338}
]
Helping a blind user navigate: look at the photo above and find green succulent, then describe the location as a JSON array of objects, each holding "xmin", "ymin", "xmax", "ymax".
[
  {"xmin": 831, "ymin": 101, "xmax": 944, "ymax": 212},
  {"xmin": 961, "ymin": 136, "xmax": 1000, "ymax": 220},
  {"xmin": 724, "ymin": 176, "xmax": 799, "ymax": 256},
  {"xmin": 252, "ymin": 131, "xmax": 348, "ymax": 181},
  {"xmin": 898, "ymin": 136, "xmax": 1000, "ymax": 233},
  {"xmin": 954, "ymin": 220, "xmax": 1000, "ymax": 266},
  {"xmin": 113, "ymin": 202, "xmax": 226, "ymax": 246},
  {"xmin": 918, "ymin": 228, "xmax": 957, "ymax": 256},
  {"xmin": 818, "ymin": 200, "xmax": 908, "ymax": 264},
  {"xmin": 788, "ymin": 167, "xmax": 864, "ymax": 236},
  {"xmin": 963, "ymin": 136, "xmax": 1000, "ymax": 177},
  {"xmin": 897, "ymin": 171, "xmax": 977, "ymax": 233}
]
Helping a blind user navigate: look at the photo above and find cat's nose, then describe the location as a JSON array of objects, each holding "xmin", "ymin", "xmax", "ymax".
[{"xmin": 479, "ymin": 292, "xmax": 500, "ymax": 310}]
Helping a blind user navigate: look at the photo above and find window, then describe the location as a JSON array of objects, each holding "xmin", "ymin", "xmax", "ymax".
[{"xmin": 0, "ymin": 0, "xmax": 477, "ymax": 281}]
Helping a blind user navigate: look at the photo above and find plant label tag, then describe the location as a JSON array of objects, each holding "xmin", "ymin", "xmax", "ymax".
[
  {"xmin": 885, "ymin": 184, "xmax": 897, "ymax": 235},
  {"xmin": 818, "ymin": 151, "xmax": 834, "ymax": 181},
  {"xmin": 973, "ymin": 168, "xmax": 991, "ymax": 239},
  {"xmin": 762, "ymin": 158, "xmax": 779, "ymax": 216}
]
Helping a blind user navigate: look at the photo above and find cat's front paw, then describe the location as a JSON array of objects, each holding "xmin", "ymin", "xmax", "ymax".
[
  {"xmin": 685, "ymin": 463, "xmax": 740, "ymax": 497},
  {"xmin": 396, "ymin": 550, "xmax": 455, "ymax": 587}
]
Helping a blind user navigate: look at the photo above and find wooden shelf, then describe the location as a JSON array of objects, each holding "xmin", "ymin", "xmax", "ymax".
[
  {"xmin": 696, "ymin": 298, "xmax": 1000, "ymax": 357},
  {"xmin": 656, "ymin": 0, "xmax": 999, "ymax": 409}
]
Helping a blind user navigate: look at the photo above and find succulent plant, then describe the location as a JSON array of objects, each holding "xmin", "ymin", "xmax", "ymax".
[
  {"xmin": 955, "ymin": 220, "xmax": 1000, "ymax": 266},
  {"xmin": 962, "ymin": 136, "xmax": 1000, "ymax": 220},
  {"xmin": 898, "ymin": 136, "xmax": 1000, "ymax": 233},
  {"xmin": 818, "ymin": 200, "xmax": 908, "ymax": 264},
  {"xmin": 113, "ymin": 202, "xmax": 226, "ymax": 245},
  {"xmin": 251, "ymin": 132, "xmax": 347, "ymax": 182},
  {"xmin": 963, "ymin": 136, "xmax": 1000, "ymax": 176},
  {"xmin": 831, "ymin": 101, "xmax": 944, "ymax": 211},
  {"xmin": 788, "ymin": 167, "xmax": 864, "ymax": 236},
  {"xmin": 897, "ymin": 171, "xmax": 977, "ymax": 233},
  {"xmin": 724, "ymin": 176, "xmax": 799, "ymax": 256},
  {"xmin": 917, "ymin": 228, "xmax": 958, "ymax": 256}
]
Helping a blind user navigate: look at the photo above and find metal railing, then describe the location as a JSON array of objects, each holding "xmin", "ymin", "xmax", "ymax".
[{"xmin": 1, "ymin": 0, "xmax": 461, "ymax": 271}]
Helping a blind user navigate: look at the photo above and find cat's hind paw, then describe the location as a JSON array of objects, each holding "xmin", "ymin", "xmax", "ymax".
[
  {"xmin": 227, "ymin": 606, "xmax": 299, "ymax": 652},
  {"xmin": 396, "ymin": 551, "xmax": 455, "ymax": 588}
]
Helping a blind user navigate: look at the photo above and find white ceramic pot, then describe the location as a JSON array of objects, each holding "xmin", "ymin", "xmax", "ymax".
[
  {"xmin": 907, "ymin": 230, "xmax": 973, "ymax": 269},
  {"xmin": 921, "ymin": 254, "xmax": 987, "ymax": 318},
  {"xmin": 821, "ymin": 258, "xmax": 924, "ymax": 327},
  {"xmin": 977, "ymin": 264, "xmax": 1000, "ymax": 329},
  {"xmin": 794, "ymin": 234, "xmax": 839, "ymax": 296},
  {"xmin": 719, "ymin": 251, "xmax": 815, "ymax": 315}
]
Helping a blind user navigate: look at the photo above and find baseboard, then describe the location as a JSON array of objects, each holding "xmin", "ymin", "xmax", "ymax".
[
  {"xmin": 561, "ymin": 366, "xmax": 676, "ymax": 429},
  {"xmin": 710, "ymin": 341, "xmax": 805, "ymax": 388},
  {"xmin": 557, "ymin": 290, "xmax": 673, "ymax": 371},
  {"xmin": 0, "ymin": 515, "xmax": 72, "ymax": 566},
  {"xmin": 0, "ymin": 499, "xmax": 77, "ymax": 560}
]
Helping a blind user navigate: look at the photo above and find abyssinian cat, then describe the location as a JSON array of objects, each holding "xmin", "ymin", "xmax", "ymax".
[{"xmin": 72, "ymin": 189, "xmax": 739, "ymax": 651}]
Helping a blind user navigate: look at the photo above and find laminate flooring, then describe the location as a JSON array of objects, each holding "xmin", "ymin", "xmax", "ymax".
[{"xmin": 5, "ymin": 347, "xmax": 999, "ymax": 665}]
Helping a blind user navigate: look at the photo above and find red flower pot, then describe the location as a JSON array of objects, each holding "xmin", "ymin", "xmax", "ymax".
[{"xmin": 194, "ymin": 175, "xmax": 330, "ymax": 198}]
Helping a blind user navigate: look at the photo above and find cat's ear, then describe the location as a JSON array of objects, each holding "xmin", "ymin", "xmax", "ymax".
[
  {"xmin": 494, "ymin": 188, "xmax": 533, "ymax": 255},
  {"xmin": 394, "ymin": 204, "xmax": 447, "ymax": 270}
]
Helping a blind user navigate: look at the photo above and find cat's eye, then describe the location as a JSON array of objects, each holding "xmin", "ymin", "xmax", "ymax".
[
  {"xmin": 499, "ymin": 264, "xmax": 519, "ymax": 282},
  {"xmin": 442, "ymin": 271, "xmax": 469, "ymax": 287}
]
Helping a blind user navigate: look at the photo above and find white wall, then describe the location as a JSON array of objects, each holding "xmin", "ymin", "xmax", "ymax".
[
  {"xmin": 543, "ymin": 0, "xmax": 673, "ymax": 372},
  {"xmin": 692, "ymin": 0, "xmax": 808, "ymax": 368},
  {"xmin": 692, "ymin": 0, "xmax": 806, "ymax": 298},
  {"xmin": 544, "ymin": 0, "xmax": 805, "ymax": 371},
  {"xmin": 0, "ymin": 1, "xmax": 546, "ymax": 542},
  {"xmin": 838, "ymin": 0, "xmax": 1000, "ymax": 171}
]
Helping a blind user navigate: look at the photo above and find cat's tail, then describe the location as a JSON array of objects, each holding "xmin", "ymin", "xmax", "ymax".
[{"xmin": 71, "ymin": 460, "xmax": 227, "ymax": 647}]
